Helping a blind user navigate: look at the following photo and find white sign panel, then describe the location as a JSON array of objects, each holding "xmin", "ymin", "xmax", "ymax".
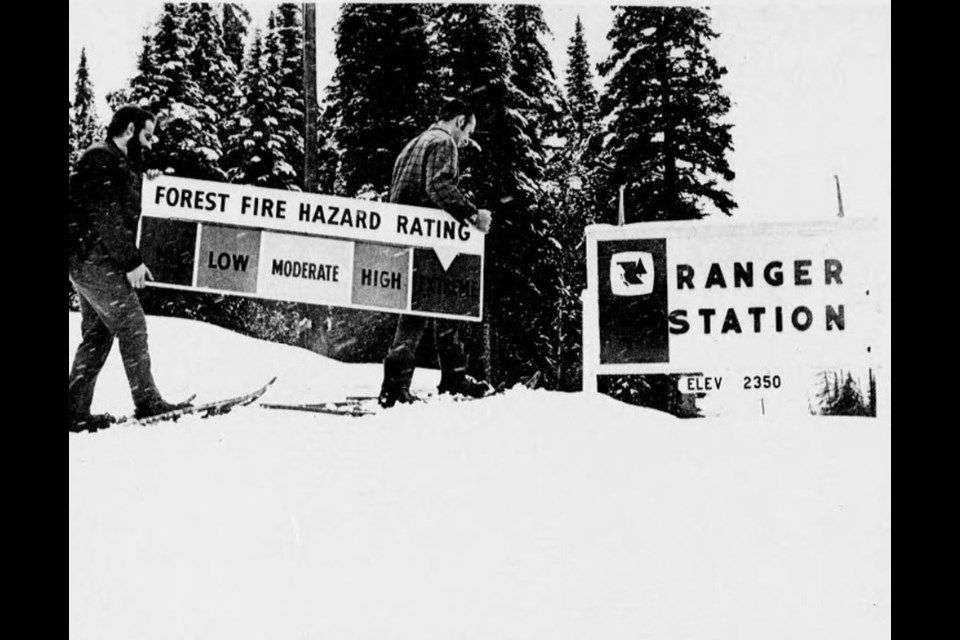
[
  {"xmin": 141, "ymin": 175, "xmax": 484, "ymax": 261},
  {"xmin": 583, "ymin": 218, "xmax": 882, "ymax": 382},
  {"xmin": 257, "ymin": 232, "xmax": 354, "ymax": 306},
  {"xmin": 138, "ymin": 176, "xmax": 485, "ymax": 321}
]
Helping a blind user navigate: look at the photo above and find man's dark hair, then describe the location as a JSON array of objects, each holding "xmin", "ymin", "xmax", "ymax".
[
  {"xmin": 106, "ymin": 105, "xmax": 156, "ymax": 139},
  {"xmin": 438, "ymin": 98, "xmax": 476, "ymax": 123}
]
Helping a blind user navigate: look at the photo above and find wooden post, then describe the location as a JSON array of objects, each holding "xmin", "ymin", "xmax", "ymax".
[
  {"xmin": 834, "ymin": 175, "xmax": 845, "ymax": 218},
  {"xmin": 301, "ymin": 3, "xmax": 325, "ymax": 354},
  {"xmin": 618, "ymin": 185, "xmax": 626, "ymax": 225}
]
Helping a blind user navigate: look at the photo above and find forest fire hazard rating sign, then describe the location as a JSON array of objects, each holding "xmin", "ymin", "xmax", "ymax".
[{"xmin": 137, "ymin": 176, "xmax": 485, "ymax": 321}]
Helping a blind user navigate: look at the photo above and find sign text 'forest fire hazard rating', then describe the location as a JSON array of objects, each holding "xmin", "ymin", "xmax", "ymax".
[{"xmin": 137, "ymin": 176, "xmax": 485, "ymax": 321}]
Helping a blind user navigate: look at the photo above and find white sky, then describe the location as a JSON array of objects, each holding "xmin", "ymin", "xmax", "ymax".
[{"xmin": 68, "ymin": 0, "xmax": 891, "ymax": 225}]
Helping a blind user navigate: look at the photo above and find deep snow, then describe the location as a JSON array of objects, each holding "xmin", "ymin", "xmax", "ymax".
[{"xmin": 69, "ymin": 312, "xmax": 890, "ymax": 639}]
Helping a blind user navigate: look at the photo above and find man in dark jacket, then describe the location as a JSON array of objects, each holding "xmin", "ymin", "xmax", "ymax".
[
  {"xmin": 379, "ymin": 98, "xmax": 494, "ymax": 408},
  {"xmin": 68, "ymin": 105, "xmax": 190, "ymax": 431}
]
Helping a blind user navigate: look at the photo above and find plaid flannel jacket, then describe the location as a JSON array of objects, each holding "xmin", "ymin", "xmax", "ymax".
[{"xmin": 389, "ymin": 125, "xmax": 478, "ymax": 224}]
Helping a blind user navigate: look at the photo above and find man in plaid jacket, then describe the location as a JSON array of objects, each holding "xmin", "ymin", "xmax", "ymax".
[{"xmin": 379, "ymin": 98, "xmax": 494, "ymax": 408}]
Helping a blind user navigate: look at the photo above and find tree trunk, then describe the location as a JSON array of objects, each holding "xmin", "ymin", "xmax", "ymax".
[
  {"xmin": 657, "ymin": 13, "xmax": 677, "ymax": 220},
  {"xmin": 301, "ymin": 3, "xmax": 327, "ymax": 354},
  {"xmin": 302, "ymin": 2, "xmax": 317, "ymax": 193}
]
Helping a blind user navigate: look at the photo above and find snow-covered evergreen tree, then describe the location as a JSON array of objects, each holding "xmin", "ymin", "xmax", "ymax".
[
  {"xmin": 593, "ymin": 6, "xmax": 736, "ymax": 221},
  {"xmin": 187, "ymin": 3, "xmax": 238, "ymax": 132},
  {"xmin": 127, "ymin": 32, "xmax": 160, "ymax": 108},
  {"xmin": 222, "ymin": 3, "xmax": 251, "ymax": 73},
  {"xmin": 68, "ymin": 47, "xmax": 102, "ymax": 312},
  {"xmin": 223, "ymin": 6, "xmax": 303, "ymax": 190},
  {"xmin": 564, "ymin": 15, "xmax": 598, "ymax": 136},
  {"xmin": 266, "ymin": 3, "xmax": 305, "ymax": 190},
  {"xmin": 541, "ymin": 13, "xmax": 607, "ymax": 390},
  {"xmin": 326, "ymin": 3, "xmax": 434, "ymax": 197},
  {"xmin": 433, "ymin": 5, "xmax": 529, "ymax": 194},
  {"xmin": 433, "ymin": 4, "xmax": 557, "ymax": 385},
  {"xmin": 504, "ymin": 5, "xmax": 564, "ymax": 147},
  {"xmin": 69, "ymin": 99, "xmax": 79, "ymax": 310},
  {"xmin": 500, "ymin": 4, "xmax": 570, "ymax": 387},
  {"xmin": 557, "ymin": 13, "xmax": 602, "ymax": 185},
  {"xmin": 128, "ymin": 3, "xmax": 225, "ymax": 179},
  {"xmin": 222, "ymin": 27, "xmax": 290, "ymax": 187},
  {"xmin": 315, "ymin": 100, "xmax": 341, "ymax": 196},
  {"xmin": 71, "ymin": 48, "xmax": 102, "ymax": 164},
  {"xmin": 68, "ymin": 101, "xmax": 77, "ymax": 172}
]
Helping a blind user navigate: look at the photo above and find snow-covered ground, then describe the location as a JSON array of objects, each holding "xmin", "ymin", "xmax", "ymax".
[{"xmin": 69, "ymin": 312, "xmax": 890, "ymax": 640}]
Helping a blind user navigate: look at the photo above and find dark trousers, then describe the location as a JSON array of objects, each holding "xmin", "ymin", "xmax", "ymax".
[
  {"xmin": 68, "ymin": 258, "xmax": 162, "ymax": 416},
  {"xmin": 382, "ymin": 315, "xmax": 467, "ymax": 390}
]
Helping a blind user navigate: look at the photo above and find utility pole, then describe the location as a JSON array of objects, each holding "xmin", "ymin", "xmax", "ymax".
[
  {"xmin": 301, "ymin": 3, "xmax": 324, "ymax": 354},
  {"xmin": 303, "ymin": 2, "xmax": 317, "ymax": 194},
  {"xmin": 834, "ymin": 175, "xmax": 845, "ymax": 218}
]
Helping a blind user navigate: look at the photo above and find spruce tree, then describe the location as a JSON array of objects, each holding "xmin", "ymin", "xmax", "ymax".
[
  {"xmin": 68, "ymin": 101, "xmax": 77, "ymax": 173},
  {"xmin": 315, "ymin": 99, "xmax": 341, "ymax": 196},
  {"xmin": 308, "ymin": 3, "xmax": 440, "ymax": 369},
  {"xmin": 816, "ymin": 370, "xmax": 848, "ymax": 415},
  {"xmin": 433, "ymin": 4, "xmax": 555, "ymax": 384},
  {"xmin": 187, "ymin": 3, "xmax": 238, "ymax": 129},
  {"xmin": 326, "ymin": 3, "xmax": 434, "ymax": 197},
  {"xmin": 565, "ymin": 15, "xmax": 599, "ymax": 136},
  {"xmin": 266, "ymin": 3, "xmax": 305, "ymax": 190},
  {"xmin": 71, "ymin": 48, "xmax": 102, "ymax": 163},
  {"xmin": 222, "ymin": 3, "xmax": 251, "ymax": 73},
  {"xmin": 68, "ymin": 100, "xmax": 79, "ymax": 309},
  {"xmin": 558, "ymin": 14, "xmax": 602, "ymax": 203},
  {"xmin": 213, "ymin": 25, "xmax": 299, "ymax": 340},
  {"xmin": 120, "ymin": 5, "xmax": 226, "ymax": 324},
  {"xmin": 593, "ymin": 6, "xmax": 736, "ymax": 221},
  {"xmin": 433, "ymin": 4, "xmax": 520, "ymax": 200},
  {"xmin": 131, "ymin": 3, "xmax": 225, "ymax": 179},
  {"xmin": 222, "ymin": 27, "xmax": 289, "ymax": 187},
  {"xmin": 304, "ymin": 4, "xmax": 437, "ymax": 365},
  {"xmin": 504, "ymin": 5, "xmax": 564, "ymax": 144},
  {"xmin": 128, "ymin": 33, "xmax": 160, "ymax": 108},
  {"xmin": 543, "ymin": 14, "xmax": 607, "ymax": 389},
  {"xmin": 836, "ymin": 372, "xmax": 869, "ymax": 416},
  {"xmin": 501, "ymin": 4, "xmax": 568, "ymax": 387}
]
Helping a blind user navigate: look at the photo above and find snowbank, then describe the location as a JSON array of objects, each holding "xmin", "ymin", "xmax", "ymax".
[{"xmin": 69, "ymin": 313, "xmax": 890, "ymax": 640}]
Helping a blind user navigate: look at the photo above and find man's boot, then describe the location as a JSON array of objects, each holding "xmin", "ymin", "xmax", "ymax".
[
  {"xmin": 436, "ymin": 342, "xmax": 492, "ymax": 399},
  {"xmin": 378, "ymin": 345, "xmax": 420, "ymax": 408},
  {"xmin": 134, "ymin": 397, "xmax": 194, "ymax": 420},
  {"xmin": 437, "ymin": 370, "xmax": 493, "ymax": 399},
  {"xmin": 68, "ymin": 412, "xmax": 115, "ymax": 433}
]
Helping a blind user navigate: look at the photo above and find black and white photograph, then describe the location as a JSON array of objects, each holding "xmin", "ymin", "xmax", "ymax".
[{"xmin": 68, "ymin": 0, "xmax": 891, "ymax": 637}]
